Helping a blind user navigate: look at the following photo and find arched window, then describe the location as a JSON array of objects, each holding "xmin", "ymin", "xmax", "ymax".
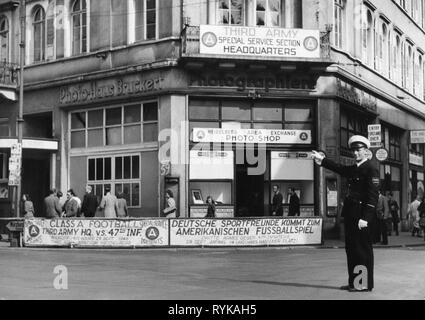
[
  {"xmin": 394, "ymin": 35, "xmax": 401, "ymax": 85},
  {"xmin": 378, "ymin": 23, "xmax": 388, "ymax": 74},
  {"xmin": 256, "ymin": 0, "xmax": 281, "ymax": 27},
  {"xmin": 71, "ymin": 0, "xmax": 87, "ymax": 55},
  {"xmin": 417, "ymin": 55, "xmax": 423, "ymax": 97},
  {"xmin": 362, "ymin": 9, "xmax": 373, "ymax": 66},
  {"xmin": 0, "ymin": 16, "xmax": 9, "ymax": 62},
  {"xmin": 33, "ymin": 6, "xmax": 46, "ymax": 62}
]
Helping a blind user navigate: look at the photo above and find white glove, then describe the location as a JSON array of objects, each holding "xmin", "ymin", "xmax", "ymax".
[
  {"xmin": 311, "ymin": 150, "xmax": 325, "ymax": 165},
  {"xmin": 358, "ymin": 219, "xmax": 368, "ymax": 230}
]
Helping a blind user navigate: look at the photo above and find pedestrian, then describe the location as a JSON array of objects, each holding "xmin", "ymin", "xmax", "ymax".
[
  {"xmin": 99, "ymin": 186, "xmax": 118, "ymax": 218},
  {"xmin": 70, "ymin": 189, "xmax": 82, "ymax": 217},
  {"xmin": 417, "ymin": 197, "xmax": 425, "ymax": 239},
  {"xmin": 206, "ymin": 196, "xmax": 216, "ymax": 218},
  {"xmin": 376, "ymin": 190, "xmax": 390, "ymax": 245},
  {"xmin": 44, "ymin": 189, "xmax": 62, "ymax": 219},
  {"xmin": 81, "ymin": 185, "xmax": 99, "ymax": 218},
  {"xmin": 62, "ymin": 189, "xmax": 79, "ymax": 218},
  {"xmin": 312, "ymin": 135, "xmax": 379, "ymax": 292},
  {"xmin": 288, "ymin": 188, "xmax": 300, "ymax": 217},
  {"xmin": 22, "ymin": 194, "xmax": 35, "ymax": 219},
  {"xmin": 407, "ymin": 195, "xmax": 422, "ymax": 237},
  {"xmin": 56, "ymin": 191, "xmax": 66, "ymax": 209},
  {"xmin": 387, "ymin": 192, "xmax": 400, "ymax": 236},
  {"xmin": 271, "ymin": 185, "xmax": 283, "ymax": 216},
  {"xmin": 163, "ymin": 189, "xmax": 177, "ymax": 218},
  {"xmin": 115, "ymin": 192, "xmax": 128, "ymax": 218}
]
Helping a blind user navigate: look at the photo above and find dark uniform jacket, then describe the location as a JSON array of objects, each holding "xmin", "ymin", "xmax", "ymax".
[
  {"xmin": 81, "ymin": 193, "xmax": 99, "ymax": 218},
  {"xmin": 272, "ymin": 192, "xmax": 284, "ymax": 216},
  {"xmin": 321, "ymin": 158, "xmax": 379, "ymax": 224},
  {"xmin": 289, "ymin": 193, "xmax": 300, "ymax": 216}
]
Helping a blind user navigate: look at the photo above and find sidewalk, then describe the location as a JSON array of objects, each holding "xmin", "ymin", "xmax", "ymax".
[{"xmin": 322, "ymin": 232, "xmax": 425, "ymax": 249}]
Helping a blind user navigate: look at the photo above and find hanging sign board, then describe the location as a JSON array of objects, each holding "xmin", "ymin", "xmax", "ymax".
[
  {"xmin": 368, "ymin": 125, "xmax": 381, "ymax": 148},
  {"xmin": 411, "ymin": 130, "xmax": 425, "ymax": 144}
]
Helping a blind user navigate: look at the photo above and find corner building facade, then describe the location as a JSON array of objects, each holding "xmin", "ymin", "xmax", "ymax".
[{"xmin": 0, "ymin": 0, "xmax": 424, "ymax": 239}]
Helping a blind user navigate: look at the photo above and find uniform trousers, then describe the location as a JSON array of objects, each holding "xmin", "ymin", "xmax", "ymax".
[{"xmin": 344, "ymin": 215, "xmax": 374, "ymax": 290}]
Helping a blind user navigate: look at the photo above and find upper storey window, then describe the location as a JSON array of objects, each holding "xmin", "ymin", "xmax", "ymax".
[
  {"xmin": 33, "ymin": 6, "xmax": 46, "ymax": 62},
  {"xmin": 218, "ymin": 0, "xmax": 244, "ymax": 25},
  {"xmin": 0, "ymin": 16, "xmax": 9, "ymax": 62},
  {"xmin": 132, "ymin": 0, "xmax": 157, "ymax": 42},
  {"xmin": 333, "ymin": 0, "xmax": 345, "ymax": 49},
  {"xmin": 71, "ymin": 0, "xmax": 88, "ymax": 55},
  {"xmin": 256, "ymin": 0, "xmax": 280, "ymax": 27}
]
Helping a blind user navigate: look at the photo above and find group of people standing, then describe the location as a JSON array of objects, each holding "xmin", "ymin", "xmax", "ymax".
[
  {"xmin": 271, "ymin": 186, "xmax": 300, "ymax": 217},
  {"xmin": 42, "ymin": 186, "xmax": 128, "ymax": 219}
]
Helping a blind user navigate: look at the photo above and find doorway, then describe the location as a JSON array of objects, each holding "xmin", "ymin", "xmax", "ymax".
[{"xmin": 236, "ymin": 163, "xmax": 264, "ymax": 217}]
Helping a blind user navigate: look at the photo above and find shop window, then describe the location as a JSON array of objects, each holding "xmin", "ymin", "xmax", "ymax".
[
  {"xmin": 221, "ymin": 101, "xmax": 250, "ymax": 121},
  {"xmin": 218, "ymin": 0, "xmax": 244, "ymax": 25},
  {"xmin": 0, "ymin": 118, "xmax": 9, "ymax": 137},
  {"xmin": 88, "ymin": 154, "xmax": 141, "ymax": 208},
  {"xmin": 252, "ymin": 103, "xmax": 282, "ymax": 121},
  {"xmin": 189, "ymin": 100, "xmax": 220, "ymax": 120},
  {"xmin": 340, "ymin": 108, "xmax": 370, "ymax": 154},
  {"xmin": 382, "ymin": 125, "xmax": 402, "ymax": 162},
  {"xmin": 0, "ymin": 16, "xmax": 9, "ymax": 62},
  {"xmin": 189, "ymin": 99, "xmax": 315, "ymax": 138},
  {"xmin": 70, "ymin": 102, "xmax": 158, "ymax": 149}
]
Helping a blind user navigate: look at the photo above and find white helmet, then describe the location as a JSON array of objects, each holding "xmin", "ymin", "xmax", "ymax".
[{"xmin": 348, "ymin": 135, "xmax": 371, "ymax": 149}]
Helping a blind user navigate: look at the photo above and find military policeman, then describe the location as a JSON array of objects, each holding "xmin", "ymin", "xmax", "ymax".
[{"xmin": 312, "ymin": 135, "xmax": 379, "ymax": 292}]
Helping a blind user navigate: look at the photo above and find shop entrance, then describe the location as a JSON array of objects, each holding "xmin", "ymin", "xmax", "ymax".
[
  {"xmin": 236, "ymin": 163, "xmax": 264, "ymax": 217},
  {"xmin": 22, "ymin": 151, "xmax": 51, "ymax": 217}
]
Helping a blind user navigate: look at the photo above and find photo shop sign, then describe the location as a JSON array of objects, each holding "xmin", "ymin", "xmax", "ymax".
[
  {"xmin": 192, "ymin": 128, "xmax": 312, "ymax": 144},
  {"xmin": 169, "ymin": 218, "xmax": 323, "ymax": 247},
  {"xmin": 23, "ymin": 219, "xmax": 169, "ymax": 248}
]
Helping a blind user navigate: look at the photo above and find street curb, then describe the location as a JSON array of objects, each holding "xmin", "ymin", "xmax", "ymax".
[{"xmin": 318, "ymin": 243, "xmax": 425, "ymax": 249}]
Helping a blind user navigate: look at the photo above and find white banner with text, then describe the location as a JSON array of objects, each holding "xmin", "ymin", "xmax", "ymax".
[
  {"xmin": 169, "ymin": 218, "xmax": 322, "ymax": 247},
  {"xmin": 23, "ymin": 219, "xmax": 169, "ymax": 248}
]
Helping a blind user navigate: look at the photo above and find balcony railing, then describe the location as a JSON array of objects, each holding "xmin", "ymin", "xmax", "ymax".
[
  {"xmin": 0, "ymin": 61, "xmax": 19, "ymax": 87},
  {"xmin": 181, "ymin": 25, "xmax": 331, "ymax": 60}
]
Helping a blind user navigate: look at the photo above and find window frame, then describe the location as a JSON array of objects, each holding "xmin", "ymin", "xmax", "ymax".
[
  {"xmin": 0, "ymin": 15, "xmax": 9, "ymax": 62},
  {"xmin": 87, "ymin": 154, "xmax": 142, "ymax": 208},
  {"xmin": 70, "ymin": 101, "xmax": 158, "ymax": 149},
  {"xmin": 71, "ymin": 0, "xmax": 88, "ymax": 56},
  {"xmin": 33, "ymin": 6, "xmax": 46, "ymax": 63}
]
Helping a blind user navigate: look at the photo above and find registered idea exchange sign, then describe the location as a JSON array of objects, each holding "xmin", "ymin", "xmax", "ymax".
[
  {"xmin": 169, "ymin": 218, "xmax": 323, "ymax": 247},
  {"xmin": 23, "ymin": 219, "xmax": 169, "ymax": 248}
]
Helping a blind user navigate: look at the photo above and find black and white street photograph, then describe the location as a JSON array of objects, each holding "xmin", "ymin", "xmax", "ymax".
[{"xmin": 0, "ymin": 0, "xmax": 425, "ymax": 308}]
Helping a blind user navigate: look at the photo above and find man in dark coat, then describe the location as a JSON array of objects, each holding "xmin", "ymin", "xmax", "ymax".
[
  {"xmin": 81, "ymin": 185, "xmax": 99, "ymax": 218},
  {"xmin": 271, "ymin": 185, "xmax": 284, "ymax": 216},
  {"xmin": 312, "ymin": 135, "xmax": 379, "ymax": 292},
  {"xmin": 288, "ymin": 188, "xmax": 300, "ymax": 217},
  {"xmin": 44, "ymin": 189, "xmax": 62, "ymax": 218}
]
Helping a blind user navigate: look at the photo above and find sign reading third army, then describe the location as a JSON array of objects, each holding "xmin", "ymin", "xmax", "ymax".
[{"xmin": 200, "ymin": 25, "xmax": 320, "ymax": 59}]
